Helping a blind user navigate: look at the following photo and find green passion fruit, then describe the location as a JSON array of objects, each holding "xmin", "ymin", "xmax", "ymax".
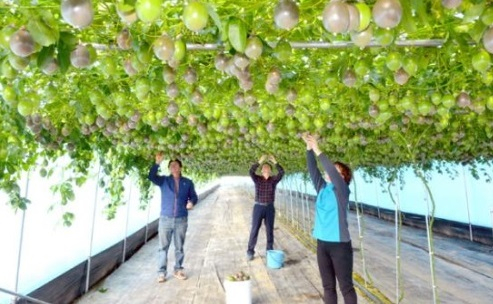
[{"xmin": 183, "ymin": 1, "xmax": 209, "ymax": 32}]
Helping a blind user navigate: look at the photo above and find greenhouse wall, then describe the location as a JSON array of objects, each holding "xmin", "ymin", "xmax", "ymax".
[{"xmin": 1, "ymin": 162, "xmax": 492, "ymax": 303}]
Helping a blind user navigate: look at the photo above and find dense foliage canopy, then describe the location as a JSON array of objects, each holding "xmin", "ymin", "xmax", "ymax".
[{"xmin": 1, "ymin": 0, "xmax": 493, "ymax": 212}]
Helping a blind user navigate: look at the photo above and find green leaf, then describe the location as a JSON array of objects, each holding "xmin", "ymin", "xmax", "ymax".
[
  {"xmin": 228, "ymin": 17, "xmax": 247, "ymax": 53},
  {"xmin": 206, "ymin": 4, "xmax": 224, "ymax": 40},
  {"xmin": 37, "ymin": 45, "xmax": 55, "ymax": 68},
  {"xmin": 59, "ymin": 32, "xmax": 77, "ymax": 47},
  {"xmin": 27, "ymin": 17, "xmax": 58, "ymax": 47},
  {"xmin": 57, "ymin": 39, "xmax": 71, "ymax": 74},
  {"xmin": 469, "ymin": 21, "xmax": 487, "ymax": 43},
  {"xmin": 401, "ymin": 0, "xmax": 418, "ymax": 33},
  {"xmin": 463, "ymin": 3, "xmax": 485, "ymax": 23},
  {"xmin": 410, "ymin": 0, "xmax": 430, "ymax": 27},
  {"xmin": 62, "ymin": 212, "xmax": 74, "ymax": 227}
]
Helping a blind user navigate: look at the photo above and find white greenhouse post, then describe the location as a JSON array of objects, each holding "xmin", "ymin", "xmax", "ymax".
[
  {"xmin": 306, "ymin": 178, "xmax": 312, "ymax": 232},
  {"xmin": 13, "ymin": 170, "xmax": 30, "ymax": 303},
  {"xmin": 289, "ymin": 180, "xmax": 294, "ymax": 225},
  {"xmin": 394, "ymin": 182, "xmax": 401, "ymax": 304},
  {"xmin": 375, "ymin": 182, "xmax": 381, "ymax": 219},
  {"xmin": 301, "ymin": 179, "xmax": 306, "ymax": 232},
  {"xmin": 122, "ymin": 181, "xmax": 132, "ymax": 263},
  {"xmin": 461, "ymin": 166, "xmax": 473, "ymax": 241},
  {"xmin": 490, "ymin": 207, "xmax": 493, "ymax": 240},
  {"xmin": 423, "ymin": 186, "xmax": 438, "ymax": 304},
  {"xmin": 353, "ymin": 181, "xmax": 367, "ymax": 286},
  {"xmin": 145, "ymin": 193, "xmax": 152, "ymax": 243},
  {"xmin": 86, "ymin": 164, "xmax": 102, "ymax": 293}
]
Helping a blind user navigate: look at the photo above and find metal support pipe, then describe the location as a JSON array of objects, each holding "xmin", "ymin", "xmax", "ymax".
[
  {"xmin": 85, "ymin": 163, "xmax": 102, "ymax": 293},
  {"xmin": 352, "ymin": 179, "xmax": 368, "ymax": 287},
  {"xmin": 375, "ymin": 182, "xmax": 381, "ymax": 219},
  {"xmin": 423, "ymin": 186, "xmax": 438, "ymax": 304},
  {"xmin": 167, "ymin": 39, "xmax": 449, "ymax": 51},
  {"xmin": 461, "ymin": 166, "xmax": 474, "ymax": 241},
  {"xmin": 1, "ymin": 287, "xmax": 51, "ymax": 304},
  {"xmin": 301, "ymin": 178, "xmax": 307, "ymax": 232},
  {"xmin": 145, "ymin": 195, "xmax": 152, "ymax": 243},
  {"xmin": 490, "ymin": 208, "xmax": 493, "ymax": 241},
  {"xmin": 393, "ymin": 182, "xmax": 401, "ymax": 304},
  {"xmin": 122, "ymin": 181, "xmax": 133, "ymax": 263},
  {"xmin": 93, "ymin": 38, "xmax": 448, "ymax": 52},
  {"xmin": 13, "ymin": 170, "xmax": 30, "ymax": 303}
]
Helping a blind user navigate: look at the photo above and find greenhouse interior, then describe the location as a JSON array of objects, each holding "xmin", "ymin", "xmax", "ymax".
[{"xmin": 1, "ymin": 0, "xmax": 493, "ymax": 303}]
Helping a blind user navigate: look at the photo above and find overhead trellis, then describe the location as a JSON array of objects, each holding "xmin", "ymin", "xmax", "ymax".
[{"xmin": 1, "ymin": 0, "xmax": 493, "ymax": 211}]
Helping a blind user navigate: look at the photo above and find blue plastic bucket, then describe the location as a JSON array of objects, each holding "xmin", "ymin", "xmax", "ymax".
[{"xmin": 266, "ymin": 250, "xmax": 284, "ymax": 269}]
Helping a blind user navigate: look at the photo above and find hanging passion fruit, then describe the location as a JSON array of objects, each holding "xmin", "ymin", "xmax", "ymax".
[
  {"xmin": 403, "ymin": 57, "xmax": 418, "ymax": 76},
  {"xmin": 394, "ymin": 68, "xmax": 410, "ymax": 85},
  {"xmin": 322, "ymin": 1, "xmax": 350, "ymax": 34},
  {"xmin": 10, "ymin": 28, "xmax": 35, "ymax": 57},
  {"xmin": 481, "ymin": 7, "xmax": 493, "ymax": 26},
  {"xmin": 354, "ymin": 2, "xmax": 371, "ymax": 31},
  {"xmin": 40, "ymin": 57, "xmax": 59, "ymax": 75},
  {"xmin": 191, "ymin": 89, "xmax": 203, "ymax": 105},
  {"xmin": 1, "ymin": 85, "xmax": 17, "ymax": 106},
  {"xmin": 162, "ymin": 65, "xmax": 176, "ymax": 84},
  {"xmin": 374, "ymin": 27, "xmax": 394, "ymax": 46},
  {"xmin": 346, "ymin": 4, "xmax": 360, "ymax": 32},
  {"xmin": 456, "ymin": 92, "xmax": 471, "ymax": 108},
  {"xmin": 167, "ymin": 101, "xmax": 179, "ymax": 115},
  {"xmin": 350, "ymin": 26, "xmax": 373, "ymax": 48},
  {"xmin": 274, "ymin": 39, "xmax": 292, "ymax": 62},
  {"xmin": 472, "ymin": 49, "xmax": 491, "ymax": 73},
  {"xmin": 117, "ymin": 28, "xmax": 132, "ymax": 50},
  {"xmin": 354, "ymin": 60, "xmax": 370, "ymax": 77},
  {"xmin": 483, "ymin": 27, "xmax": 493, "ymax": 54},
  {"xmin": 70, "ymin": 44, "xmax": 94, "ymax": 68},
  {"xmin": 136, "ymin": 0, "xmax": 162, "ymax": 23},
  {"xmin": 245, "ymin": 36, "xmax": 263, "ymax": 60},
  {"xmin": 286, "ymin": 88, "xmax": 297, "ymax": 102},
  {"xmin": 214, "ymin": 53, "xmax": 228, "ymax": 71},
  {"xmin": 274, "ymin": 0, "xmax": 299, "ymax": 30},
  {"xmin": 61, "ymin": 0, "xmax": 94, "ymax": 28},
  {"xmin": 153, "ymin": 35, "xmax": 175, "ymax": 61},
  {"xmin": 342, "ymin": 69, "xmax": 357, "ymax": 87},
  {"xmin": 8, "ymin": 53, "xmax": 30, "ymax": 71},
  {"xmin": 173, "ymin": 39, "xmax": 186, "ymax": 62},
  {"xmin": 184, "ymin": 66, "xmax": 198, "ymax": 84},
  {"xmin": 117, "ymin": 1, "xmax": 138, "ymax": 24},
  {"xmin": 385, "ymin": 51, "xmax": 402, "ymax": 71},
  {"xmin": 372, "ymin": 0, "xmax": 402, "ymax": 29},
  {"xmin": 442, "ymin": 0, "xmax": 462, "ymax": 9},
  {"xmin": 183, "ymin": 1, "xmax": 209, "ymax": 32},
  {"xmin": 1, "ymin": 59, "xmax": 17, "ymax": 78}
]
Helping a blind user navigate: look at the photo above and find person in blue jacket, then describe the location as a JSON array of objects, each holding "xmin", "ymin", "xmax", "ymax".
[
  {"xmin": 302, "ymin": 133, "xmax": 357, "ymax": 304},
  {"xmin": 148, "ymin": 152, "xmax": 198, "ymax": 283}
]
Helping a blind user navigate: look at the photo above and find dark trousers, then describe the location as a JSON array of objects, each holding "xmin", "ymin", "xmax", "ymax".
[
  {"xmin": 317, "ymin": 240, "xmax": 357, "ymax": 304},
  {"xmin": 247, "ymin": 203, "xmax": 275, "ymax": 254}
]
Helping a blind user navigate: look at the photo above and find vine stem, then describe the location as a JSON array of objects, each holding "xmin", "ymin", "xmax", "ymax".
[
  {"xmin": 414, "ymin": 167, "xmax": 439, "ymax": 304},
  {"xmin": 352, "ymin": 175, "xmax": 372, "ymax": 286},
  {"xmin": 387, "ymin": 177, "xmax": 404, "ymax": 303},
  {"xmin": 396, "ymin": 126, "xmax": 439, "ymax": 303}
]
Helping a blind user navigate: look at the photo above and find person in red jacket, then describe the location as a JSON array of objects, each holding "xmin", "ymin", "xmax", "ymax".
[
  {"xmin": 148, "ymin": 152, "xmax": 198, "ymax": 283},
  {"xmin": 246, "ymin": 154, "xmax": 285, "ymax": 261}
]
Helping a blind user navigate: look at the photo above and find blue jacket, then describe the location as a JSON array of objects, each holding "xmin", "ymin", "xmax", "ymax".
[
  {"xmin": 306, "ymin": 150, "xmax": 351, "ymax": 242},
  {"xmin": 148, "ymin": 164, "xmax": 198, "ymax": 218}
]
